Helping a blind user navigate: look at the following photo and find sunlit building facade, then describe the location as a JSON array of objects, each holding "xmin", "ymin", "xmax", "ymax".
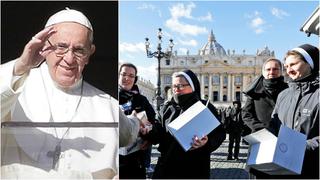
[{"xmin": 160, "ymin": 30, "xmax": 275, "ymax": 107}]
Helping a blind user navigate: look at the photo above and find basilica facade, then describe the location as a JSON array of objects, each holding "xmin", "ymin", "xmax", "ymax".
[{"xmin": 160, "ymin": 30, "xmax": 275, "ymax": 107}]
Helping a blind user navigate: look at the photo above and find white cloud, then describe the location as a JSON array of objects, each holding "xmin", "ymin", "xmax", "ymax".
[
  {"xmin": 165, "ymin": 2, "xmax": 209, "ymax": 36},
  {"xmin": 178, "ymin": 38, "xmax": 198, "ymax": 47},
  {"xmin": 119, "ymin": 42, "xmax": 145, "ymax": 53},
  {"xmin": 137, "ymin": 3, "xmax": 156, "ymax": 11},
  {"xmin": 251, "ymin": 17, "xmax": 265, "ymax": 28},
  {"xmin": 169, "ymin": 2, "xmax": 195, "ymax": 19},
  {"xmin": 254, "ymin": 11, "xmax": 261, "ymax": 16},
  {"xmin": 271, "ymin": 7, "xmax": 289, "ymax": 19},
  {"xmin": 136, "ymin": 64, "xmax": 157, "ymax": 85},
  {"xmin": 137, "ymin": 3, "xmax": 162, "ymax": 17},
  {"xmin": 246, "ymin": 11, "xmax": 267, "ymax": 34},
  {"xmin": 165, "ymin": 18, "xmax": 207, "ymax": 36},
  {"xmin": 198, "ymin": 12, "xmax": 213, "ymax": 22}
]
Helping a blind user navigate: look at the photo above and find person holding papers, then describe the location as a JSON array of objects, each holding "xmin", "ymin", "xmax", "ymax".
[
  {"xmin": 242, "ymin": 58, "xmax": 288, "ymax": 178},
  {"xmin": 271, "ymin": 44, "xmax": 319, "ymax": 178},
  {"xmin": 118, "ymin": 63, "xmax": 156, "ymax": 179},
  {"xmin": 144, "ymin": 69, "xmax": 226, "ymax": 179}
]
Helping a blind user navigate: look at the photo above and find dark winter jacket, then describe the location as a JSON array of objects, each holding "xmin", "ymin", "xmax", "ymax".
[
  {"xmin": 119, "ymin": 85, "xmax": 156, "ymax": 123},
  {"xmin": 119, "ymin": 85, "xmax": 156, "ymax": 178},
  {"xmin": 242, "ymin": 75, "xmax": 288, "ymax": 133},
  {"xmin": 147, "ymin": 94, "xmax": 226, "ymax": 179},
  {"xmin": 226, "ymin": 107, "xmax": 244, "ymax": 134},
  {"xmin": 271, "ymin": 74, "xmax": 319, "ymax": 179}
]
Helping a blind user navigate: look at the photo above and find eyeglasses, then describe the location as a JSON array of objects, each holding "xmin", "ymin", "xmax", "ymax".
[
  {"xmin": 120, "ymin": 73, "xmax": 135, "ymax": 79},
  {"xmin": 47, "ymin": 40, "xmax": 89, "ymax": 59},
  {"xmin": 172, "ymin": 84, "xmax": 190, "ymax": 90}
]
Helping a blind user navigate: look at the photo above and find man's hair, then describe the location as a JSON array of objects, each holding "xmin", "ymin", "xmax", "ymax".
[{"xmin": 262, "ymin": 58, "xmax": 283, "ymax": 73}]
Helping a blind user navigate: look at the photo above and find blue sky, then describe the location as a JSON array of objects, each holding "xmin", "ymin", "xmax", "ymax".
[{"xmin": 119, "ymin": 1, "xmax": 319, "ymax": 85}]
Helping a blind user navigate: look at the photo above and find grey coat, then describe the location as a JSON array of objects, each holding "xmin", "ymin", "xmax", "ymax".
[{"xmin": 271, "ymin": 75, "xmax": 319, "ymax": 178}]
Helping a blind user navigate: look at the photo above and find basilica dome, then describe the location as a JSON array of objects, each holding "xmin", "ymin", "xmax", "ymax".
[{"xmin": 199, "ymin": 30, "xmax": 226, "ymax": 56}]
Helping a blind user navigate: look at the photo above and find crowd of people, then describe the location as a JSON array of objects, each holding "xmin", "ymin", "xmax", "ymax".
[{"xmin": 1, "ymin": 5, "xmax": 318, "ymax": 180}]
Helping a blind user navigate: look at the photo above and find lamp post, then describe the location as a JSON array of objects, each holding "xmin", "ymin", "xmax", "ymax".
[{"xmin": 145, "ymin": 28, "xmax": 174, "ymax": 112}]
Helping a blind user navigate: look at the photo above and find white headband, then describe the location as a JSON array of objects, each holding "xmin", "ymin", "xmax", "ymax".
[
  {"xmin": 45, "ymin": 7, "xmax": 93, "ymax": 31},
  {"xmin": 176, "ymin": 72, "xmax": 195, "ymax": 91},
  {"xmin": 292, "ymin": 47, "xmax": 314, "ymax": 69}
]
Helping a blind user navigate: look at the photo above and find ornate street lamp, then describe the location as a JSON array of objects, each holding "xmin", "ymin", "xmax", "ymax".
[{"xmin": 145, "ymin": 28, "xmax": 174, "ymax": 112}]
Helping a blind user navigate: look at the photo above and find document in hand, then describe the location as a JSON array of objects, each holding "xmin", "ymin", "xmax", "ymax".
[
  {"xmin": 167, "ymin": 101, "xmax": 220, "ymax": 151},
  {"xmin": 244, "ymin": 125, "xmax": 307, "ymax": 175}
]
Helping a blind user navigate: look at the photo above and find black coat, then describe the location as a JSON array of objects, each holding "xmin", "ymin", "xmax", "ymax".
[
  {"xmin": 147, "ymin": 95, "xmax": 226, "ymax": 179},
  {"xmin": 242, "ymin": 75, "xmax": 288, "ymax": 133},
  {"xmin": 119, "ymin": 86, "xmax": 156, "ymax": 178},
  {"xmin": 225, "ymin": 107, "xmax": 244, "ymax": 134},
  {"xmin": 119, "ymin": 87, "xmax": 156, "ymax": 123}
]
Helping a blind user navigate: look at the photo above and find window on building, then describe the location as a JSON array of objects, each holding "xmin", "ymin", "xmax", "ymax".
[
  {"xmin": 235, "ymin": 75, "xmax": 242, "ymax": 85},
  {"xmin": 223, "ymin": 95, "xmax": 227, "ymax": 101},
  {"xmin": 164, "ymin": 75, "xmax": 172, "ymax": 84},
  {"xmin": 204, "ymin": 76, "xmax": 209, "ymax": 85},
  {"xmin": 165, "ymin": 59, "xmax": 170, "ymax": 65},
  {"xmin": 236, "ymin": 91, "xmax": 241, "ymax": 101},
  {"xmin": 212, "ymin": 75, "xmax": 220, "ymax": 84},
  {"xmin": 223, "ymin": 76, "xmax": 228, "ymax": 85},
  {"xmin": 213, "ymin": 91, "xmax": 219, "ymax": 101},
  {"xmin": 205, "ymin": 60, "xmax": 208, "ymax": 64}
]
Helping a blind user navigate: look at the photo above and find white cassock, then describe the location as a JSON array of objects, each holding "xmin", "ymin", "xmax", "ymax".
[{"xmin": 0, "ymin": 60, "xmax": 119, "ymax": 179}]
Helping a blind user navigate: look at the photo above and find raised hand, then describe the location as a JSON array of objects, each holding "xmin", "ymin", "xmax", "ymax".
[{"xmin": 14, "ymin": 27, "xmax": 56, "ymax": 75}]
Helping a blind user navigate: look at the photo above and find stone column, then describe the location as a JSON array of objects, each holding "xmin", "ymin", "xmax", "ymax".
[
  {"xmin": 200, "ymin": 74, "xmax": 205, "ymax": 99},
  {"xmin": 219, "ymin": 74, "xmax": 223, "ymax": 101},
  {"xmin": 227, "ymin": 74, "xmax": 232, "ymax": 101},
  {"xmin": 231, "ymin": 75, "xmax": 235, "ymax": 101},
  {"xmin": 208, "ymin": 74, "xmax": 212, "ymax": 102}
]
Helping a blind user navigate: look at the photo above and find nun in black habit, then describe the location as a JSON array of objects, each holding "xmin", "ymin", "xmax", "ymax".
[{"xmin": 145, "ymin": 69, "xmax": 226, "ymax": 179}]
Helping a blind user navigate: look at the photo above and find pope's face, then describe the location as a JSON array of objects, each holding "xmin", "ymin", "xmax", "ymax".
[
  {"xmin": 284, "ymin": 55, "xmax": 311, "ymax": 80},
  {"xmin": 45, "ymin": 22, "xmax": 95, "ymax": 89}
]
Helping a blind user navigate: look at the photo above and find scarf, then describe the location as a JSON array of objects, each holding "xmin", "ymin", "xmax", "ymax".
[{"xmin": 263, "ymin": 76, "xmax": 285, "ymax": 98}]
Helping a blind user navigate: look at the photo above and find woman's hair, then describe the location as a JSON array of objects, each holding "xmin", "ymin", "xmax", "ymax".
[
  {"xmin": 285, "ymin": 50, "xmax": 306, "ymax": 64},
  {"xmin": 119, "ymin": 63, "xmax": 137, "ymax": 75}
]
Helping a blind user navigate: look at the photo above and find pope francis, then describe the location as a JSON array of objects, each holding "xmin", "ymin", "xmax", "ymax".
[{"xmin": 0, "ymin": 8, "xmax": 118, "ymax": 179}]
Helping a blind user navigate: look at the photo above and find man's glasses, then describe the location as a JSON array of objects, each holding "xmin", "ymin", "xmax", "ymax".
[
  {"xmin": 172, "ymin": 84, "xmax": 190, "ymax": 90},
  {"xmin": 120, "ymin": 73, "xmax": 135, "ymax": 79},
  {"xmin": 47, "ymin": 40, "xmax": 89, "ymax": 59}
]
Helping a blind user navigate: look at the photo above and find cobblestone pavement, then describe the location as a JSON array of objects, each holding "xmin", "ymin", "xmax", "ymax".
[{"xmin": 148, "ymin": 135, "xmax": 250, "ymax": 179}]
